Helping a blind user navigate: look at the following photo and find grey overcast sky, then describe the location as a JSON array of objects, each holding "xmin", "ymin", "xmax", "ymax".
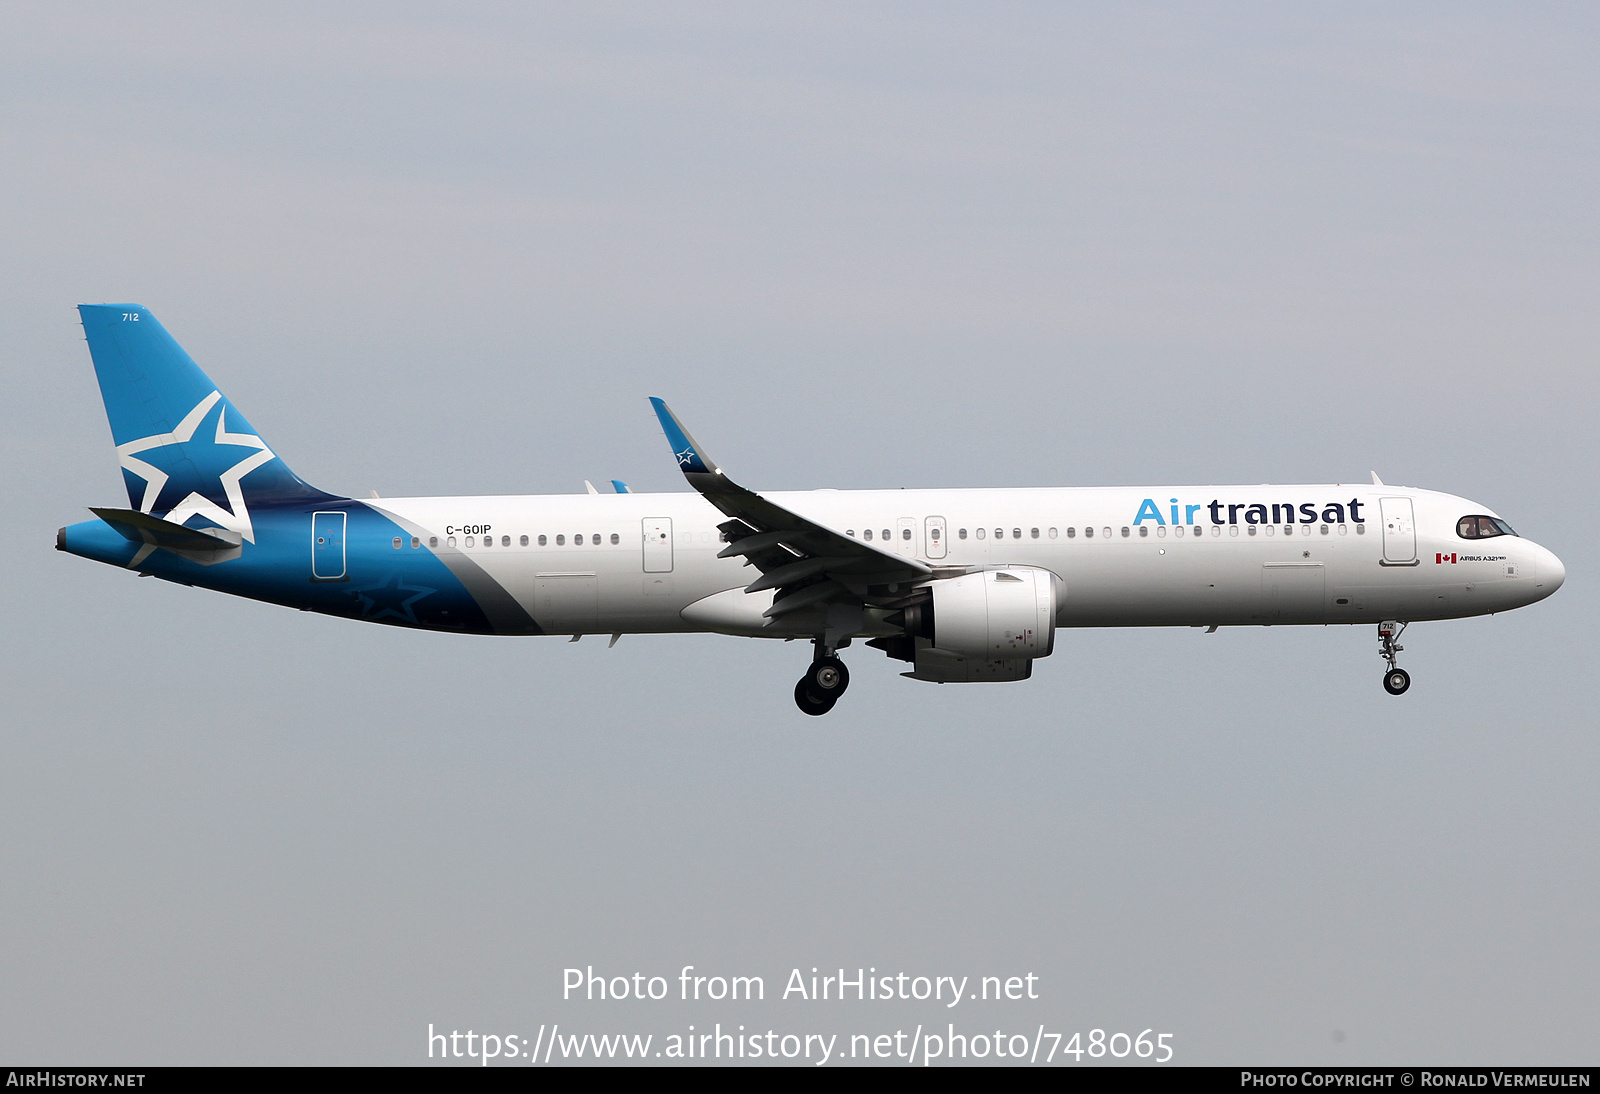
[{"xmin": 2, "ymin": 2, "xmax": 1596, "ymax": 1066}]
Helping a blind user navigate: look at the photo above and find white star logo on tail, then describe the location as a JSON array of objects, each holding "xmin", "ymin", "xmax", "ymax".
[{"xmin": 115, "ymin": 391, "xmax": 277, "ymax": 543}]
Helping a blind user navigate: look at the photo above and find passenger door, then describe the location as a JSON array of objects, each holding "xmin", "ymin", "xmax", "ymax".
[
  {"xmin": 311, "ymin": 511, "xmax": 346, "ymax": 580},
  {"xmin": 1380, "ymin": 498, "xmax": 1417, "ymax": 563}
]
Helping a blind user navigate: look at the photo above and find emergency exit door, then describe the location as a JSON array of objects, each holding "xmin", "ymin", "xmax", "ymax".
[{"xmin": 642, "ymin": 517, "xmax": 673, "ymax": 572}]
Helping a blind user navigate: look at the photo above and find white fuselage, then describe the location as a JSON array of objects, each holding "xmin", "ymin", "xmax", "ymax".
[{"xmin": 368, "ymin": 484, "xmax": 1563, "ymax": 637}]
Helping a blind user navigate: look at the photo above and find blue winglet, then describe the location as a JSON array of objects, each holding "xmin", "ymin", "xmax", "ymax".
[
  {"xmin": 648, "ymin": 397, "xmax": 715, "ymax": 475},
  {"xmin": 610, "ymin": 479, "xmax": 630, "ymax": 494}
]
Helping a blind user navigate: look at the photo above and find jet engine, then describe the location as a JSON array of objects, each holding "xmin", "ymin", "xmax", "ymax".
[
  {"xmin": 926, "ymin": 566, "xmax": 1058, "ymax": 658},
  {"xmin": 881, "ymin": 566, "xmax": 1060, "ymax": 669}
]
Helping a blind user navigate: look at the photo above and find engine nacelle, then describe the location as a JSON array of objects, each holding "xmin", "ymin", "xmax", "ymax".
[{"xmin": 927, "ymin": 567, "xmax": 1058, "ymax": 660}]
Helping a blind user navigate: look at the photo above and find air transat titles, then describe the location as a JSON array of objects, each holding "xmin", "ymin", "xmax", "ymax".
[{"xmin": 1133, "ymin": 497, "xmax": 1367, "ymax": 527}]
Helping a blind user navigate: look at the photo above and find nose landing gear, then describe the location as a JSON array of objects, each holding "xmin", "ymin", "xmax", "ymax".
[
  {"xmin": 1379, "ymin": 621, "xmax": 1410, "ymax": 695},
  {"xmin": 794, "ymin": 641, "xmax": 851, "ymax": 715}
]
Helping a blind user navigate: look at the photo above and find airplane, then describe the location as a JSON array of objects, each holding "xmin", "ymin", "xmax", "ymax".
[{"xmin": 58, "ymin": 304, "xmax": 1566, "ymax": 715}]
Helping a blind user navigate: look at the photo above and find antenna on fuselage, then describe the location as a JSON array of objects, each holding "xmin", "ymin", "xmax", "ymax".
[{"xmin": 1370, "ymin": 471, "xmax": 1384, "ymax": 486}]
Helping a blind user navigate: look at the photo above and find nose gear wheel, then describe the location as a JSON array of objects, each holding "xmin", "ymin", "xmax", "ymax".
[{"xmin": 1378, "ymin": 621, "xmax": 1409, "ymax": 695}]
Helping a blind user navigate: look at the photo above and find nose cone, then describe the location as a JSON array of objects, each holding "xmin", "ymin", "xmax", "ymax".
[{"xmin": 1536, "ymin": 544, "xmax": 1565, "ymax": 595}]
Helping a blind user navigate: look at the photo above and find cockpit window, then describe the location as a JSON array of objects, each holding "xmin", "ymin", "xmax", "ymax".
[{"xmin": 1457, "ymin": 515, "xmax": 1517, "ymax": 539}]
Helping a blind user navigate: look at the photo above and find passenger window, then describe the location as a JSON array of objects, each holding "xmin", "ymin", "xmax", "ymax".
[
  {"xmin": 1084, "ymin": 526, "xmax": 1093, "ymax": 538},
  {"xmin": 958, "ymin": 528, "xmax": 967, "ymax": 540},
  {"xmin": 1048, "ymin": 527, "xmax": 1057, "ymax": 539},
  {"xmin": 447, "ymin": 536, "xmax": 456, "ymax": 547},
  {"xmin": 1356, "ymin": 524, "xmax": 1366, "ymax": 534},
  {"xmin": 1210, "ymin": 526, "xmax": 1220, "ymax": 538},
  {"xmin": 1247, "ymin": 526, "xmax": 1256, "ymax": 536},
  {"xmin": 1320, "ymin": 525, "xmax": 1329, "ymax": 535},
  {"xmin": 1012, "ymin": 528, "xmax": 1021, "ymax": 539},
  {"xmin": 1265, "ymin": 526, "xmax": 1274, "ymax": 537},
  {"xmin": 411, "ymin": 536, "xmax": 420, "ymax": 549},
  {"xmin": 1228, "ymin": 526, "xmax": 1238, "ymax": 537},
  {"xmin": 502, "ymin": 535, "xmax": 510, "ymax": 547},
  {"xmin": 392, "ymin": 537, "xmax": 402, "ymax": 549},
  {"xmin": 863, "ymin": 529, "xmax": 873, "ymax": 541},
  {"xmin": 847, "ymin": 529, "xmax": 856, "ymax": 537},
  {"xmin": 429, "ymin": 536, "xmax": 438, "ymax": 548},
  {"xmin": 1156, "ymin": 525, "xmax": 1166, "ymax": 538},
  {"xmin": 575, "ymin": 534, "xmax": 585, "ymax": 546},
  {"xmin": 466, "ymin": 535, "xmax": 476, "ymax": 547},
  {"xmin": 994, "ymin": 528, "xmax": 1003, "ymax": 540},
  {"xmin": 538, "ymin": 535, "xmax": 547, "ymax": 546},
  {"xmin": 1103, "ymin": 527, "xmax": 1112, "ymax": 539},
  {"xmin": 593, "ymin": 533, "xmax": 601, "ymax": 544},
  {"xmin": 976, "ymin": 528, "xmax": 986, "ymax": 540},
  {"xmin": 1337, "ymin": 525, "xmax": 1347, "ymax": 536},
  {"xmin": 1138, "ymin": 526, "xmax": 1149, "ymax": 538},
  {"xmin": 611, "ymin": 533, "xmax": 620, "ymax": 545},
  {"xmin": 556, "ymin": 535, "xmax": 565, "ymax": 546},
  {"xmin": 1120, "ymin": 526, "xmax": 1129, "ymax": 538},
  {"xmin": 930, "ymin": 527, "xmax": 941, "ymax": 541},
  {"xmin": 520, "ymin": 535, "xmax": 529, "ymax": 546},
  {"xmin": 882, "ymin": 529, "xmax": 891, "ymax": 541},
  {"xmin": 1030, "ymin": 527, "xmax": 1040, "ymax": 539},
  {"xmin": 1174, "ymin": 526, "xmax": 1183, "ymax": 537},
  {"xmin": 1066, "ymin": 527, "xmax": 1076, "ymax": 538},
  {"xmin": 902, "ymin": 528, "xmax": 911, "ymax": 540}
]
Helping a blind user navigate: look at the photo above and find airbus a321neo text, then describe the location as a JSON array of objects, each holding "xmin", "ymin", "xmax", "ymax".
[{"xmin": 58, "ymin": 306, "xmax": 1565, "ymax": 714}]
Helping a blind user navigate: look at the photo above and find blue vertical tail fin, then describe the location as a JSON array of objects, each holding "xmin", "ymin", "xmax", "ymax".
[{"xmin": 77, "ymin": 304, "xmax": 338, "ymax": 543}]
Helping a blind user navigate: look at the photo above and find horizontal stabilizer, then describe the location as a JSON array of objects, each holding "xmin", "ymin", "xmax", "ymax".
[{"xmin": 90, "ymin": 507, "xmax": 244, "ymax": 550}]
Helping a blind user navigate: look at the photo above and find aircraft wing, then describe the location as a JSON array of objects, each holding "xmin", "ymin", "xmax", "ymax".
[{"xmin": 649, "ymin": 398, "xmax": 932, "ymax": 625}]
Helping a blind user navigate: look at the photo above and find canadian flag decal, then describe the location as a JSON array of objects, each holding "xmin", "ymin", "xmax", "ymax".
[{"xmin": 1436, "ymin": 552, "xmax": 1457, "ymax": 564}]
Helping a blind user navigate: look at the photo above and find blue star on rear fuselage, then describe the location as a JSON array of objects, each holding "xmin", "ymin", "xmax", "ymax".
[{"xmin": 352, "ymin": 571, "xmax": 436, "ymax": 624}]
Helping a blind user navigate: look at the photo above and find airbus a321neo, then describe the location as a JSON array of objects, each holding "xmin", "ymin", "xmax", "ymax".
[{"xmin": 58, "ymin": 305, "xmax": 1565, "ymax": 714}]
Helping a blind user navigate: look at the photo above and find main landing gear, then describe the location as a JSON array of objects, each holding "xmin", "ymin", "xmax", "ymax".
[
  {"xmin": 1379, "ymin": 620, "xmax": 1410, "ymax": 695},
  {"xmin": 795, "ymin": 641, "xmax": 851, "ymax": 716}
]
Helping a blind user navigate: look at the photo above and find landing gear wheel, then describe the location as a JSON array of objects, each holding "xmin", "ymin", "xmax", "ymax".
[
  {"xmin": 1383, "ymin": 668, "xmax": 1411, "ymax": 695},
  {"xmin": 794, "ymin": 678, "xmax": 837, "ymax": 716},
  {"xmin": 1377, "ymin": 621, "xmax": 1410, "ymax": 696},
  {"xmin": 806, "ymin": 656, "xmax": 850, "ymax": 699}
]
